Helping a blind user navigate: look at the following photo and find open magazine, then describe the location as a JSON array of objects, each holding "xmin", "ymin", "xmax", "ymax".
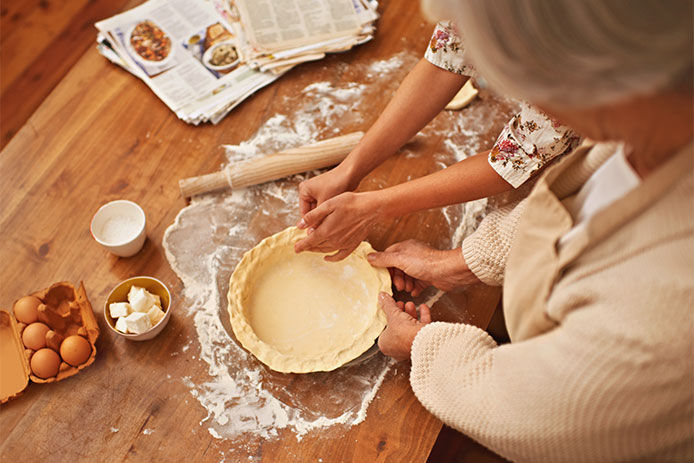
[{"xmin": 95, "ymin": 0, "xmax": 378, "ymax": 125}]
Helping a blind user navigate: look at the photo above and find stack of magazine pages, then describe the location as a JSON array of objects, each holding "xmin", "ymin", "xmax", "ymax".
[{"xmin": 96, "ymin": 0, "xmax": 378, "ymax": 125}]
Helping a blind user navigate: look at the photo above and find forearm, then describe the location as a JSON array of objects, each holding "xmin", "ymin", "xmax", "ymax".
[
  {"xmin": 371, "ymin": 150, "xmax": 512, "ymax": 218},
  {"xmin": 410, "ymin": 311, "xmax": 685, "ymax": 462},
  {"xmin": 337, "ymin": 59, "xmax": 468, "ymax": 187}
]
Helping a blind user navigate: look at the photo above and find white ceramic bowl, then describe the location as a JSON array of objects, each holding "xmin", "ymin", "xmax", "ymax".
[
  {"xmin": 202, "ymin": 40, "xmax": 239, "ymax": 72},
  {"xmin": 104, "ymin": 276, "xmax": 172, "ymax": 341},
  {"xmin": 91, "ymin": 200, "xmax": 146, "ymax": 257}
]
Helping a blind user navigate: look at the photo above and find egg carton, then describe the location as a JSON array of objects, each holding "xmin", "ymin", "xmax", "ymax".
[{"xmin": 0, "ymin": 281, "xmax": 99, "ymax": 403}]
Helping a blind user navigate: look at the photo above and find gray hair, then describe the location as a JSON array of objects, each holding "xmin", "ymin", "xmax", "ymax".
[{"xmin": 422, "ymin": 0, "xmax": 693, "ymax": 108}]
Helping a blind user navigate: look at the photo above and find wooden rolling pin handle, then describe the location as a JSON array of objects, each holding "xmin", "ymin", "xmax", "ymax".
[
  {"xmin": 228, "ymin": 132, "xmax": 363, "ymax": 189},
  {"xmin": 178, "ymin": 171, "xmax": 229, "ymax": 198},
  {"xmin": 179, "ymin": 131, "xmax": 363, "ymax": 198}
]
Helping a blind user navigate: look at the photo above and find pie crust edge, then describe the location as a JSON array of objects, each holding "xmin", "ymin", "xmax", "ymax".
[{"xmin": 228, "ymin": 226, "xmax": 392, "ymax": 373}]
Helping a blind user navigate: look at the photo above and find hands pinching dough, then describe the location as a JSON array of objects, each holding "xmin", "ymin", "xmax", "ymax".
[
  {"xmin": 377, "ymin": 293, "xmax": 431, "ymax": 361},
  {"xmin": 368, "ymin": 240, "xmax": 480, "ymax": 296},
  {"xmin": 294, "ymin": 191, "xmax": 384, "ymax": 261},
  {"xmin": 371, "ymin": 240, "xmax": 481, "ymax": 361}
]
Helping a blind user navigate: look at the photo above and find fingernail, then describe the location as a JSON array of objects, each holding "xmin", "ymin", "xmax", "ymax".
[
  {"xmin": 307, "ymin": 227, "xmax": 314, "ymax": 235},
  {"xmin": 367, "ymin": 253, "xmax": 375, "ymax": 261},
  {"xmin": 298, "ymin": 218, "xmax": 306, "ymax": 228}
]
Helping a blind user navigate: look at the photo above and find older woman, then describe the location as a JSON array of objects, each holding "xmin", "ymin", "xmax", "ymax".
[{"xmin": 367, "ymin": 0, "xmax": 693, "ymax": 461}]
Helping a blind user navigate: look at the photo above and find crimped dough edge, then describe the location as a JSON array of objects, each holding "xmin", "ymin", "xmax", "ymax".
[{"xmin": 228, "ymin": 226, "xmax": 391, "ymax": 373}]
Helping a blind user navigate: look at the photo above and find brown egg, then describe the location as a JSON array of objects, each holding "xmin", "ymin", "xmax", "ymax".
[
  {"xmin": 59, "ymin": 335, "xmax": 92, "ymax": 367},
  {"xmin": 21, "ymin": 322, "xmax": 50, "ymax": 350},
  {"xmin": 13, "ymin": 296, "xmax": 41, "ymax": 324},
  {"xmin": 30, "ymin": 348, "xmax": 61, "ymax": 379}
]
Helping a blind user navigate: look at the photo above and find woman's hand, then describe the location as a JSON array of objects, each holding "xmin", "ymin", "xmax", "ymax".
[
  {"xmin": 294, "ymin": 191, "xmax": 385, "ymax": 261},
  {"xmin": 298, "ymin": 165, "xmax": 357, "ymax": 216},
  {"xmin": 367, "ymin": 240, "xmax": 480, "ymax": 296},
  {"xmin": 377, "ymin": 292, "xmax": 431, "ymax": 361}
]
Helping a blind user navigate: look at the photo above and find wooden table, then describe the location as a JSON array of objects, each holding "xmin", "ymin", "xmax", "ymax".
[{"xmin": 0, "ymin": 2, "xmax": 511, "ymax": 461}]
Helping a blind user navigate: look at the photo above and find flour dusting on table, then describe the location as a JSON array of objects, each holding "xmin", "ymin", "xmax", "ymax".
[
  {"xmin": 163, "ymin": 52, "xmax": 518, "ymax": 453},
  {"xmin": 165, "ymin": 186, "xmax": 394, "ymax": 446}
]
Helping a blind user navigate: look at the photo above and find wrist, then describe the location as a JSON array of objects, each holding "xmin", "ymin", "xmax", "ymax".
[
  {"xmin": 334, "ymin": 155, "xmax": 366, "ymax": 191},
  {"xmin": 359, "ymin": 191, "xmax": 389, "ymax": 220},
  {"xmin": 439, "ymin": 248, "xmax": 477, "ymax": 286}
]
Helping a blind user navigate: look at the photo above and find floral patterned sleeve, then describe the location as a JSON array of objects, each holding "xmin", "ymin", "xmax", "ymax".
[
  {"xmin": 424, "ymin": 21, "xmax": 473, "ymax": 76},
  {"xmin": 425, "ymin": 22, "xmax": 582, "ymax": 188},
  {"xmin": 489, "ymin": 105, "xmax": 582, "ymax": 187}
]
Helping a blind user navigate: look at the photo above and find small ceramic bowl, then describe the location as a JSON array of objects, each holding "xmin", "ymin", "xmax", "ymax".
[
  {"xmin": 91, "ymin": 200, "xmax": 146, "ymax": 257},
  {"xmin": 202, "ymin": 40, "xmax": 239, "ymax": 72},
  {"xmin": 104, "ymin": 276, "xmax": 172, "ymax": 341}
]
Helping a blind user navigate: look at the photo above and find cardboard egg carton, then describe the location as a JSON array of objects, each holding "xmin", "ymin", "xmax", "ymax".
[{"xmin": 0, "ymin": 281, "xmax": 99, "ymax": 403}]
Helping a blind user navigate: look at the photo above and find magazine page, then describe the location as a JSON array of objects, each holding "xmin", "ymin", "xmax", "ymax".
[
  {"xmin": 233, "ymin": 0, "xmax": 366, "ymax": 53},
  {"xmin": 95, "ymin": 0, "xmax": 277, "ymax": 120},
  {"xmin": 95, "ymin": 0, "xmax": 378, "ymax": 123}
]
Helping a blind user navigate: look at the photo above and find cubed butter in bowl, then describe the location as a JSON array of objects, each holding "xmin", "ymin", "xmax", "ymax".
[{"xmin": 104, "ymin": 276, "xmax": 172, "ymax": 341}]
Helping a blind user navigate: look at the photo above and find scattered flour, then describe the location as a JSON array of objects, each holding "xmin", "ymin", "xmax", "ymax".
[
  {"xmin": 110, "ymin": 427, "xmax": 119, "ymax": 433},
  {"xmin": 162, "ymin": 51, "xmax": 518, "ymax": 457},
  {"xmin": 165, "ymin": 186, "xmax": 394, "ymax": 446},
  {"xmin": 366, "ymin": 54, "xmax": 406, "ymax": 78},
  {"xmin": 143, "ymin": 428, "xmax": 154, "ymax": 435},
  {"xmin": 222, "ymin": 82, "xmax": 366, "ymax": 162}
]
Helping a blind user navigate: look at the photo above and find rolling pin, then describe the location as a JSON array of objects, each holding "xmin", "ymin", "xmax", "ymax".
[{"xmin": 179, "ymin": 131, "xmax": 363, "ymax": 198}]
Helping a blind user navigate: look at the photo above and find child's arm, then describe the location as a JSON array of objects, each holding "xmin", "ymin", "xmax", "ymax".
[
  {"xmin": 295, "ymin": 150, "xmax": 512, "ymax": 260},
  {"xmin": 298, "ymin": 58, "xmax": 468, "ymax": 215}
]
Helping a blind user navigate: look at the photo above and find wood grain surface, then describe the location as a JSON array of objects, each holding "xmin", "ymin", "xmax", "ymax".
[
  {"xmin": 0, "ymin": 1, "xmax": 509, "ymax": 461},
  {"xmin": 0, "ymin": 0, "xmax": 140, "ymax": 148}
]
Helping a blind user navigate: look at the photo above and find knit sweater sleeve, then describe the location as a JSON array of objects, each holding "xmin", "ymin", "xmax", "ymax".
[
  {"xmin": 410, "ymin": 310, "xmax": 693, "ymax": 462},
  {"xmin": 461, "ymin": 198, "xmax": 528, "ymax": 286}
]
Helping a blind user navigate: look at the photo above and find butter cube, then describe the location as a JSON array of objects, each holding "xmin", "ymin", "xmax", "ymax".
[
  {"xmin": 128, "ymin": 286, "xmax": 156, "ymax": 313},
  {"xmin": 109, "ymin": 302, "xmax": 132, "ymax": 319},
  {"xmin": 127, "ymin": 285, "xmax": 141, "ymax": 301},
  {"xmin": 123, "ymin": 312, "xmax": 152, "ymax": 334},
  {"xmin": 152, "ymin": 294, "xmax": 162, "ymax": 308},
  {"xmin": 115, "ymin": 316, "xmax": 129, "ymax": 334},
  {"xmin": 146, "ymin": 306, "xmax": 165, "ymax": 326}
]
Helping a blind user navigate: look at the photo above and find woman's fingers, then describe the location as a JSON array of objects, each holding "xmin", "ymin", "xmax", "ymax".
[
  {"xmin": 324, "ymin": 246, "xmax": 355, "ymax": 262},
  {"xmin": 392, "ymin": 268, "xmax": 405, "ymax": 291},
  {"xmin": 294, "ymin": 227, "xmax": 326, "ymax": 253},
  {"xmin": 404, "ymin": 301, "xmax": 417, "ymax": 318},
  {"xmin": 411, "ymin": 280, "xmax": 429, "ymax": 297},
  {"xmin": 378, "ymin": 292, "xmax": 402, "ymax": 322},
  {"xmin": 298, "ymin": 198, "xmax": 316, "ymax": 218},
  {"xmin": 298, "ymin": 180, "xmax": 317, "ymax": 217},
  {"xmin": 367, "ymin": 250, "xmax": 397, "ymax": 268},
  {"xmin": 418, "ymin": 304, "xmax": 431, "ymax": 324},
  {"xmin": 404, "ymin": 275, "xmax": 414, "ymax": 293},
  {"xmin": 300, "ymin": 200, "xmax": 333, "ymax": 229}
]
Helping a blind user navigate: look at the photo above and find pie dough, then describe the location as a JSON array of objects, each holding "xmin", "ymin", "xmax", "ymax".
[
  {"xmin": 228, "ymin": 227, "xmax": 391, "ymax": 373},
  {"xmin": 445, "ymin": 79, "xmax": 479, "ymax": 110}
]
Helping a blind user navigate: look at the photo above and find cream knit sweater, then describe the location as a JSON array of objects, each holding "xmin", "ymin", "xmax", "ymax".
[{"xmin": 411, "ymin": 142, "xmax": 694, "ymax": 462}]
